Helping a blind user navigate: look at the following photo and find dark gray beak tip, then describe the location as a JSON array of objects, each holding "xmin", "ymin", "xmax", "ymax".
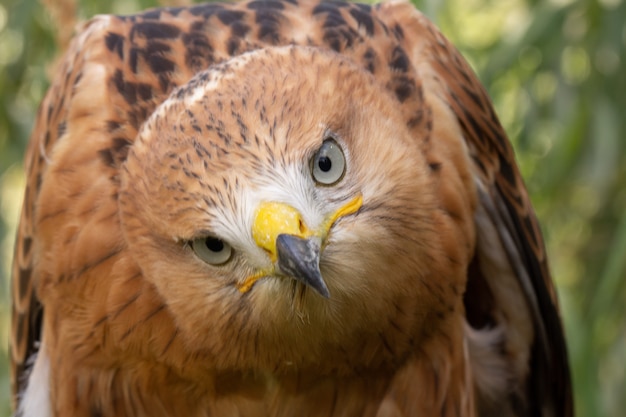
[{"xmin": 275, "ymin": 234, "xmax": 330, "ymax": 298}]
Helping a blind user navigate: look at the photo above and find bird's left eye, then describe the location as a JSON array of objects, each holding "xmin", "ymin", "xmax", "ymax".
[
  {"xmin": 311, "ymin": 138, "xmax": 346, "ymax": 185},
  {"xmin": 191, "ymin": 236, "xmax": 233, "ymax": 265}
]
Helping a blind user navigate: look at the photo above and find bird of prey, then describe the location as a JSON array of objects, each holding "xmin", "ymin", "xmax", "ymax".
[{"xmin": 10, "ymin": 0, "xmax": 572, "ymax": 416}]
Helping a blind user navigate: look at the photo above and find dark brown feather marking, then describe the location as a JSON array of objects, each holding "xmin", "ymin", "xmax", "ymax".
[
  {"xmin": 130, "ymin": 21, "xmax": 181, "ymax": 40},
  {"xmin": 389, "ymin": 45, "xmax": 410, "ymax": 72},
  {"xmin": 349, "ymin": 7, "xmax": 374, "ymax": 36},
  {"xmin": 255, "ymin": 9, "xmax": 284, "ymax": 43},
  {"xmin": 105, "ymin": 32, "xmax": 125, "ymax": 58},
  {"xmin": 189, "ymin": 3, "xmax": 224, "ymax": 18}
]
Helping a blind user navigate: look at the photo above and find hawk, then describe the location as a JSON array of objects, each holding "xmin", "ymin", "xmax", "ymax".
[{"xmin": 10, "ymin": 0, "xmax": 572, "ymax": 416}]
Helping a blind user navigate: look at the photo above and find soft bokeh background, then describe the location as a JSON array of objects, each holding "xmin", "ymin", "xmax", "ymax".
[{"xmin": 0, "ymin": 0, "xmax": 624, "ymax": 415}]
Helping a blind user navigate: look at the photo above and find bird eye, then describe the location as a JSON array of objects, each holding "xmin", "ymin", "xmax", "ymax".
[
  {"xmin": 191, "ymin": 236, "xmax": 233, "ymax": 265},
  {"xmin": 311, "ymin": 138, "xmax": 345, "ymax": 185}
]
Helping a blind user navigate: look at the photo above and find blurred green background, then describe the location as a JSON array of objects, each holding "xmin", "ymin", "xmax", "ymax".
[{"xmin": 0, "ymin": 0, "xmax": 624, "ymax": 415}]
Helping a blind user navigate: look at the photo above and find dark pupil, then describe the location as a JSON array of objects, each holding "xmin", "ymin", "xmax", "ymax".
[
  {"xmin": 318, "ymin": 156, "xmax": 332, "ymax": 172},
  {"xmin": 205, "ymin": 238, "xmax": 224, "ymax": 252}
]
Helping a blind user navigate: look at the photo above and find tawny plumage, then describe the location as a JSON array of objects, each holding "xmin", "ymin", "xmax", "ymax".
[{"xmin": 10, "ymin": 1, "xmax": 572, "ymax": 416}]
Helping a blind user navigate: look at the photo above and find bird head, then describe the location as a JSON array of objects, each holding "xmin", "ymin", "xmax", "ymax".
[{"xmin": 119, "ymin": 45, "xmax": 466, "ymax": 373}]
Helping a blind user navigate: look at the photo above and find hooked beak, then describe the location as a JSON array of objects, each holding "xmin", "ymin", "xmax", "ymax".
[
  {"xmin": 276, "ymin": 234, "xmax": 329, "ymax": 298},
  {"xmin": 238, "ymin": 195, "xmax": 362, "ymax": 297}
]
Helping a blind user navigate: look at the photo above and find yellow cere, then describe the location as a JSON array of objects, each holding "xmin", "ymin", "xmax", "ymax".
[
  {"xmin": 252, "ymin": 201, "xmax": 313, "ymax": 262},
  {"xmin": 239, "ymin": 194, "xmax": 363, "ymax": 294}
]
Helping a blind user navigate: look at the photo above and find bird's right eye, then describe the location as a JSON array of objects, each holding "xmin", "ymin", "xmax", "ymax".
[{"xmin": 191, "ymin": 236, "xmax": 233, "ymax": 265}]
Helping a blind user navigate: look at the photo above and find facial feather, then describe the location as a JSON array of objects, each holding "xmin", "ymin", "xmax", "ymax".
[{"xmin": 118, "ymin": 45, "xmax": 465, "ymax": 375}]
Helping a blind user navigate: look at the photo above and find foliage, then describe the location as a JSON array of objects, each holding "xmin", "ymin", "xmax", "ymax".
[{"xmin": 0, "ymin": 0, "xmax": 624, "ymax": 415}]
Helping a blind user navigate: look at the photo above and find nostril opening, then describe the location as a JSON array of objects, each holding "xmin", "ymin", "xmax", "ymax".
[{"xmin": 298, "ymin": 219, "xmax": 305, "ymax": 234}]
